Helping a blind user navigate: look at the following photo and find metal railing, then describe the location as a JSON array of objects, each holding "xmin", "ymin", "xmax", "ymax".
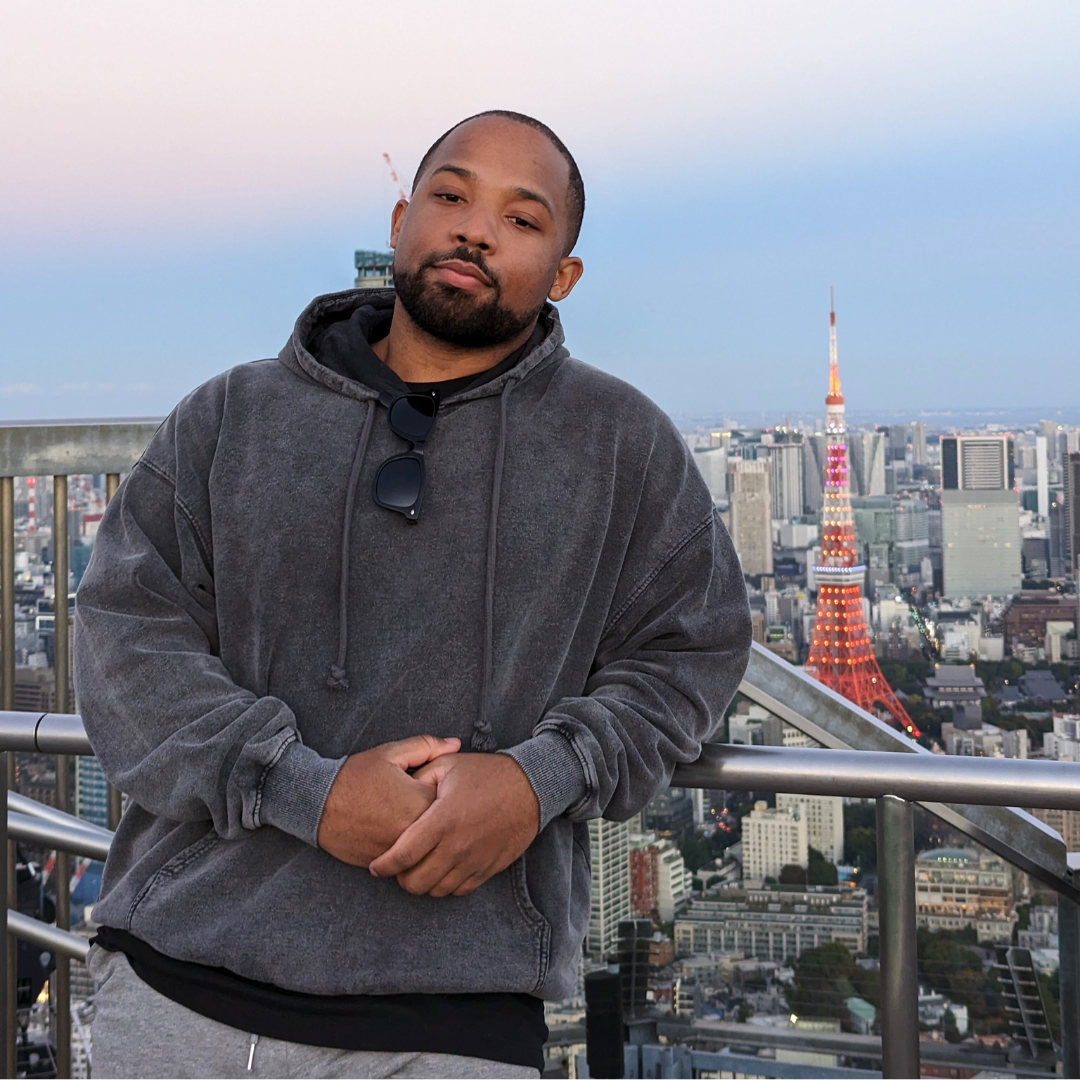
[
  {"xmin": 2, "ymin": 710, "xmax": 1079, "ymax": 1078},
  {"xmin": 1, "ymin": 421, "xmax": 1078, "ymax": 1078},
  {"xmin": 1, "ymin": 419, "xmax": 157, "ymax": 1077}
]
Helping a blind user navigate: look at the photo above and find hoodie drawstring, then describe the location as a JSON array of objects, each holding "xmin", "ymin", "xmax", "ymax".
[
  {"xmin": 471, "ymin": 378, "xmax": 517, "ymax": 751},
  {"xmin": 327, "ymin": 399, "xmax": 376, "ymax": 690}
]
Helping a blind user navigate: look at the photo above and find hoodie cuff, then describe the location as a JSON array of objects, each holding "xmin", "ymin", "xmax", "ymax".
[
  {"xmin": 257, "ymin": 738, "xmax": 347, "ymax": 847},
  {"xmin": 502, "ymin": 731, "xmax": 588, "ymax": 831}
]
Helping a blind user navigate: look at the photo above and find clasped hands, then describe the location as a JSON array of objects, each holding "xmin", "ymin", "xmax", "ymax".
[{"xmin": 315, "ymin": 735, "xmax": 540, "ymax": 898}]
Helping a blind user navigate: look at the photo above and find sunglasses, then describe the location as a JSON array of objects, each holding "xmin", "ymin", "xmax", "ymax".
[{"xmin": 372, "ymin": 390, "xmax": 440, "ymax": 521}]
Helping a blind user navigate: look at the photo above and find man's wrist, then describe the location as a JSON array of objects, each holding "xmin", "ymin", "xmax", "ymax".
[
  {"xmin": 258, "ymin": 738, "xmax": 347, "ymax": 847},
  {"xmin": 500, "ymin": 730, "xmax": 587, "ymax": 831}
]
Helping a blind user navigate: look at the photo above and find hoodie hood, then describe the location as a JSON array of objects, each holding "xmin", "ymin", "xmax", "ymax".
[{"xmin": 277, "ymin": 287, "xmax": 568, "ymax": 404}]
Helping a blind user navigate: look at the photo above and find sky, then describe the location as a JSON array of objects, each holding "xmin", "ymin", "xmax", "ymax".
[{"xmin": 1, "ymin": 0, "xmax": 1078, "ymax": 424}]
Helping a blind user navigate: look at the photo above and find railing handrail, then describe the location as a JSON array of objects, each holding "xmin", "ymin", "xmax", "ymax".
[
  {"xmin": 10, "ymin": 709, "xmax": 1080, "ymax": 812},
  {"xmin": 673, "ymin": 743, "xmax": 1080, "ymax": 809},
  {"xmin": 0, "ymin": 418, "xmax": 162, "ymax": 477},
  {"xmin": 6, "ymin": 911, "xmax": 89, "ymax": 963}
]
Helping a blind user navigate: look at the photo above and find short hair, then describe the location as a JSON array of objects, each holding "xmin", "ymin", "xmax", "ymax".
[{"xmin": 412, "ymin": 110, "xmax": 585, "ymax": 254}]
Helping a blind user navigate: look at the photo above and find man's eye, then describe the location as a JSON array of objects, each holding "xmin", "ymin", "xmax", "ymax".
[
  {"xmin": 510, "ymin": 217, "xmax": 536, "ymax": 229},
  {"xmin": 436, "ymin": 192, "xmax": 462, "ymax": 202}
]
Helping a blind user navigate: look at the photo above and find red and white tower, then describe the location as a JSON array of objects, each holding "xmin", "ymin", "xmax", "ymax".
[{"xmin": 804, "ymin": 292, "xmax": 919, "ymax": 738}]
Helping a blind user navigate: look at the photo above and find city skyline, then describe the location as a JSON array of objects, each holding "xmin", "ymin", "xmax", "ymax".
[{"xmin": 1, "ymin": 2, "xmax": 1078, "ymax": 420}]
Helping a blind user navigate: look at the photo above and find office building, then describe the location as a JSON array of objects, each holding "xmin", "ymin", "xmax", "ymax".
[
  {"xmin": 354, "ymin": 250, "xmax": 394, "ymax": 288},
  {"xmin": 726, "ymin": 459, "xmax": 773, "ymax": 576},
  {"xmin": 775, "ymin": 793, "xmax": 844, "ymax": 864},
  {"xmin": 587, "ymin": 817, "xmax": 631, "ymax": 960},
  {"xmin": 75, "ymin": 756, "xmax": 110, "ymax": 830},
  {"xmin": 911, "ymin": 422, "xmax": 928, "ymax": 466},
  {"xmin": 693, "ymin": 447, "xmax": 727, "ymax": 505},
  {"xmin": 629, "ymin": 840, "xmax": 692, "ymax": 923},
  {"xmin": 767, "ymin": 432, "xmax": 804, "ymax": 521},
  {"xmin": 674, "ymin": 884, "xmax": 868, "ymax": 960},
  {"xmin": 742, "ymin": 802, "xmax": 808, "ymax": 880},
  {"xmin": 847, "ymin": 430, "xmax": 887, "ymax": 497},
  {"xmin": 940, "ymin": 434, "xmax": 1021, "ymax": 598},
  {"xmin": 1066, "ymin": 453, "xmax": 1080, "ymax": 576},
  {"xmin": 914, "ymin": 848, "xmax": 1016, "ymax": 943}
]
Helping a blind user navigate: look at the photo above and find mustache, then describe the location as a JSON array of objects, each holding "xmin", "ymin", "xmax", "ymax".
[{"xmin": 419, "ymin": 246, "xmax": 499, "ymax": 287}]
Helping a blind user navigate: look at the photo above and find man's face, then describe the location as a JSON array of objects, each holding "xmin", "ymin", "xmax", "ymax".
[{"xmin": 390, "ymin": 117, "xmax": 580, "ymax": 349}]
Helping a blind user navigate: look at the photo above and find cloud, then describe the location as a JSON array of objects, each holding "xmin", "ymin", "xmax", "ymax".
[{"xmin": 0, "ymin": 384, "xmax": 37, "ymax": 395}]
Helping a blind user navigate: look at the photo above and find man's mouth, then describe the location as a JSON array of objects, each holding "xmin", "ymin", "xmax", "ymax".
[{"xmin": 429, "ymin": 260, "xmax": 493, "ymax": 290}]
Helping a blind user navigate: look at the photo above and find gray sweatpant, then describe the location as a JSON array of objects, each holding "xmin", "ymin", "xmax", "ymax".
[{"xmin": 87, "ymin": 946, "xmax": 541, "ymax": 1079}]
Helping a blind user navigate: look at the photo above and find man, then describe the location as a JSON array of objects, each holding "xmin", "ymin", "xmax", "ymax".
[{"xmin": 75, "ymin": 110, "xmax": 752, "ymax": 1079}]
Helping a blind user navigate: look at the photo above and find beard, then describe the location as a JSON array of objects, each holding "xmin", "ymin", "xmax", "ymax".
[{"xmin": 393, "ymin": 246, "xmax": 544, "ymax": 348}]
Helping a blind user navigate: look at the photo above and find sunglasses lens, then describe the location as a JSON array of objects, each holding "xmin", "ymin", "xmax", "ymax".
[
  {"xmin": 389, "ymin": 395, "xmax": 437, "ymax": 443},
  {"xmin": 375, "ymin": 456, "xmax": 422, "ymax": 509}
]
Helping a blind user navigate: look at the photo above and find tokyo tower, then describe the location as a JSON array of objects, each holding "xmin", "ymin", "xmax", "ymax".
[{"xmin": 804, "ymin": 292, "xmax": 920, "ymax": 739}]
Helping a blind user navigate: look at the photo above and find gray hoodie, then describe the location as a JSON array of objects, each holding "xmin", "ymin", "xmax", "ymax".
[{"xmin": 74, "ymin": 289, "xmax": 752, "ymax": 1000}]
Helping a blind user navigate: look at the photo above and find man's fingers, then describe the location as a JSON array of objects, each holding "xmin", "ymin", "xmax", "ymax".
[
  {"xmin": 451, "ymin": 869, "xmax": 491, "ymax": 897},
  {"xmin": 396, "ymin": 846, "xmax": 462, "ymax": 896},
  {"xmin": 383, "ymin": 735, "xmax": 460, "ymax": 772},
  {"xmin": 368, "ymin": 807, "xmax": 445, "ymax": 878},
  {"xmin": 426, "ymin": 862, "xmax": 477, "ymax": 899}
]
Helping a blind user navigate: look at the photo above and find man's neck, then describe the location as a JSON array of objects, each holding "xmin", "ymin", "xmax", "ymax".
[{"xmin": 370, "ymin": 299, "xmax": 536, "ymax": 384}]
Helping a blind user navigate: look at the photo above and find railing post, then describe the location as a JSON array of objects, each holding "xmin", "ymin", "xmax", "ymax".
[
  {"xmin": 1, "ymin": 476, "xmax": 14, "ymax": 1080},
  {"xmin": 52, "ymin": 475, "xmax": 71, "ymax": 1079},
  {"xmin": 1060, "ymin": 894, "xmax": 1080, "ymax": 1079},
  {"xmin": 104, "ymin": 473, "xmax": 124, "ymax": 832},
  {"xmin": 876, "ymin": 794, "xmax": 919, "ymax": 1079}
]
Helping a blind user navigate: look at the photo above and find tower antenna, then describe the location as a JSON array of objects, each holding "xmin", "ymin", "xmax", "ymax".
[{"xmin": 382, "ymin": 153, "xmax": 408, "ymax": 203}]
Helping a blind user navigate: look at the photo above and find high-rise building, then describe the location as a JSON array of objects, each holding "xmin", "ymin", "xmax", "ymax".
[
  {"xmin": 911, "ymin": 422, "xmax": 928, "ymax": 466},
  {"xmin": 726, "ymin": 459, "xmax": 773, "ymax": 576},
  {"xmin": 354, "ymin": 250, "xmax": 394, "ymax": 289},
  {"xmin": 587, "ymin": 818, "xmax": 631, "ymax": 960},
  {"xmin": 886, "ymin": 424, "xmax": 907, "ymax": 463},
  {"xmin": 1040, "ymin": 420, "xmax": 1061, "ymax": 464},
  {"xmin": 692, "ymin": 447, "xmax": 727, "ymax": 505},
  {"xmin": 940, "ymin": 434, "xmax": 1021, "ymax": 598},
  {"xmin": 775, "ymin": 793, "xmax": 844, "ymax": 865},
  {"xmin": 848, "ymin": 430, "xmax": 887, "ymax": 497},
  {"xmin": 1066, "ymin": 453, "xmax": 1080, "ymax": 577},
  {"xmin": 75, "ymin": 756, "xmax": 110, "ymax": 830},
  {"xmin": 767, "ymin": 432, "xmax": 804, "ymax": 522},
  {"xmin": 1036, "ymin": 436, "xmax": 1049, "ymax": 519},
  {"xmin": 803, "ymin": 297, "xmax": 917, "ymax": 737},
  {"xmin": 742, "ymin": 801, "xmax": 808, "ymax": 880}
]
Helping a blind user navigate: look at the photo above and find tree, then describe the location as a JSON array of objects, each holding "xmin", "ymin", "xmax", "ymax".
[
  {"xmin": 779, "ymin": 864, "xmax": 807, "ymax": 885},
  {"xmin": 787, "ymin": 942, "xmax": 857, "ymax": 1020}
]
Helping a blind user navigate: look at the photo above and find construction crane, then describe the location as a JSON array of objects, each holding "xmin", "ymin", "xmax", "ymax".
[{"xmin": 382, "ymin": 153, "xmax": 408, "ymax": 203}]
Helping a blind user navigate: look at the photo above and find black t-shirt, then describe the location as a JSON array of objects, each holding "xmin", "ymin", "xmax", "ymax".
[
  {"xmin": 312, "ymin": 301, "xmax": 546, "ymax": 399},
  {"xmin": 94, "ymin": 928, "xmax": 546, "ymax": 1070},
  {"xmin": 93, "ymin": 309, "xmax": 551, "ymax": 1071}
]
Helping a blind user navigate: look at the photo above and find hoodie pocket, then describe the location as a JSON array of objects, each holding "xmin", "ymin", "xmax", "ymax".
[
  {"xmin": 123, "ymin": 829, "xmax": 555, "ymax": 996},
  {"xmin": 125, "ymin": 826, "xmax": 220, "ymax": 930}
]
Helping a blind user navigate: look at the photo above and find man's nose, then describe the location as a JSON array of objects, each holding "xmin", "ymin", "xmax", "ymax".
[{"xmin": 453, "ymin": 206, "xmax": 497, "ymax": 252}]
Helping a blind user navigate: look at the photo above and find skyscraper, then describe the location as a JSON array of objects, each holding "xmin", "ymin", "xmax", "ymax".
[
  {"xmin": 803, "ymin": 295, "xmax": 918, "ymax": 737},
  {"xmin": 767, "ymin": 432, "xmax": 805, "ymax": 522},
  {"xmin": 1066, "ymin": 453, "xmax": 1080, "ymax": 577},
  {"xmin": 911, "ymin": 422, "xmax": 928, "ymax": 467},
  {"xmin": 940, "ymin": 435, "xmax": 1022, "ymax": 598},
  {"xmin": 726, "ymin": 458, "xmax": 773, "ymax": 576},
  {"xmin": 587, "ymin": 817, "xmax": 631, "ymax": 961}
]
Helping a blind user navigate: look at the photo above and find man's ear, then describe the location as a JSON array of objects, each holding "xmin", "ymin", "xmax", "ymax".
[
  {"xmin": 548, "ymin": 257, "xmax": 584, "ymax": 302},
  {"xmin": 388, "ymin": 198, "xmax": 409, "ymax": 249}
]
